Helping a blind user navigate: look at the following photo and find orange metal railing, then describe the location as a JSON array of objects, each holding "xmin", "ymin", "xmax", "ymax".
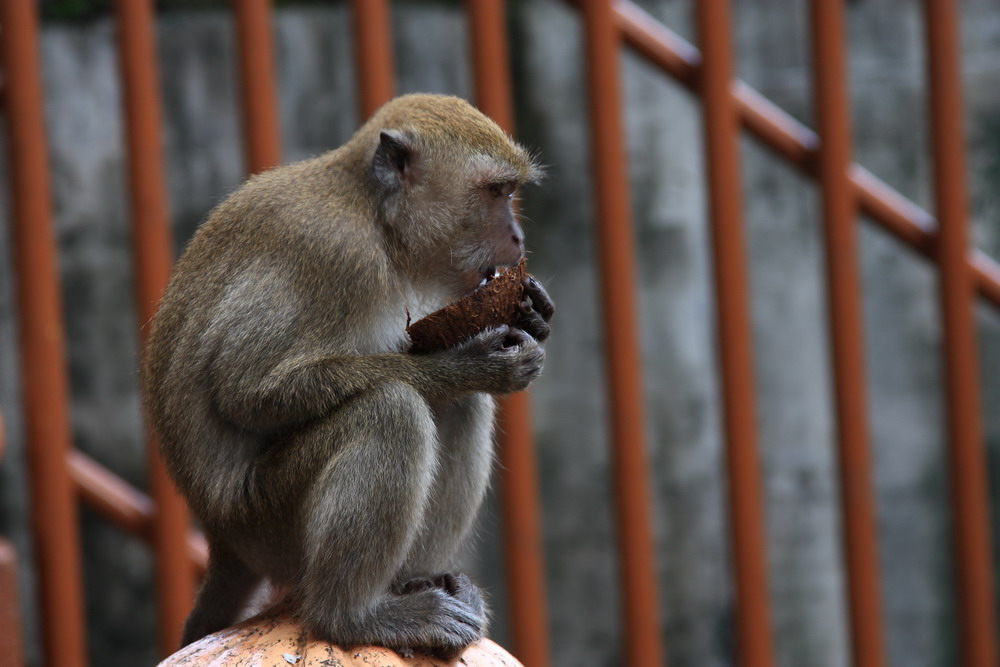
[
  {"xmin": 580, "ymin": 2, "xmax": 664, "ymax": 665},
  {"xmin": 0, "ymin": 538, "xmax": 24, "ymax": 666},
  {"xmin": 808, "ymin": 1, "xmax": 885, "ymax": 665},
  {"xmin": 3, "ymin": 1, "xmax": 1000, "ymax": 666},
  {"xmin": 234, "ymin": 0, "xmax": 282, "ymax": 176},
  {"xmin": 694, "ymin": 2, "xmax": 776, "ymax": 664},
  {"xmin": 1, "ymin": 2, "xmax": 88, "ymax": 664},
  {"xmin": 0, "ymin": 412, "xmax": 26, "ymax": 666},
  {"xmin": 351, "ymin": 0, "xmax": 395, "ymax": 121},
  {"xmin": 925, "ymin": 3, "xmax": 998, "ymax": 665},
  {"xmin": 115, "ymin": 0, "xmax": 196, "ymax": 652}
]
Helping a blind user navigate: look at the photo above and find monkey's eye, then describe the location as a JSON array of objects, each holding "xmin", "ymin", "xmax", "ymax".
[{"xmin": 488, "ymin": 181, "xmax": 516, "ymax": 199}]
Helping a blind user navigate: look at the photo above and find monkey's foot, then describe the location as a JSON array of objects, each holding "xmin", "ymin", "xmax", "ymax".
[
  {"xmin": 389, "ymin": 572, "xmax": 489, "ymax": 660},
  {"xmin": 393, "ymin": 573, "xmax": 488, "ymax": 623}
]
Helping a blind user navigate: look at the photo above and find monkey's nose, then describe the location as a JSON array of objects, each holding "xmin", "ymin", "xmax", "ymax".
[{"xmin": 511, "ymin": 225, "xmax": 525, "ymax": 248}]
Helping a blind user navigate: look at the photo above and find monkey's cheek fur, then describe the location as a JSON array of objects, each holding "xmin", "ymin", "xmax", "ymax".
[
  {"xmin": 406, "ymin": 258, "xmax": 530, "ymax": 354},
  {"xmin": 157, "ymin": 604, "xmax": 521, "ymax": 666}
]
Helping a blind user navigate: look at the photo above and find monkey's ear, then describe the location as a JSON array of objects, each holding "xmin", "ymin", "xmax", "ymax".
[{"xmin": 373, "ymin": 129, "xmax": 418, "ymax": 190}]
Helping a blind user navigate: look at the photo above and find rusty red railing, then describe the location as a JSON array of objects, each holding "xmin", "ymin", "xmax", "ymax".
[
  {"xmin": 351, "ymin": 0, "xmax": 395, "ymax": 122},
  {"xmin": 925, "ymin": 2, "xmax": 998, "ymax": 665},
  {"xmin": 234, "ymin": 0, "xmax": 282, "ymax": 176},
  {"xmin": 0, "ymin": 412, "xmax": 26, "ymax": 666},
  {"xmin": 580, "ymin": 1, "xmax": 665, "ymax": 666},
  {"xmin": 114, "ymin": 0, "xmax": 196, "ymax": 652},
  {"xmin": 694, "ymin": 1, "xmax": 776, "ymax": 664},
  {"xmin": 1, "ymin": 1, "xmax": 88, "ymax": 664},
  {"xmin": 0, "ymin": 538, "xmax": 24, "ymax": 666},
  {"xmin": 3, "ymin": 1, "xmax": 999, "ymax": 666},
  {"xmin": 808, "ymin": 1, "xmax": 886, "ymax": 665}
]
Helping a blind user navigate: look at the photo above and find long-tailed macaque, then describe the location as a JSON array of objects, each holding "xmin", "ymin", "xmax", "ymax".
[{"xmin": 142, "ymin": 94, "xmax": 553, "ymax": 659}]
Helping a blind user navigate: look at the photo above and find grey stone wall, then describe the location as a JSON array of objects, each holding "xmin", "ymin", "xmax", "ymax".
[{"xmin": 1, "ymin": 2, "xmax": 998, "ymax": 666}]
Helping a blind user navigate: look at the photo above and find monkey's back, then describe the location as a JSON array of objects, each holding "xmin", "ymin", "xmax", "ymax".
[{"xmin": 142, "ymin": 151, "xmax": 405, "ymax": 510}]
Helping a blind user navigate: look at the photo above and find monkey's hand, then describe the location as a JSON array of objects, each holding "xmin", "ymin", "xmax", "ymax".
[
  {"xmin": 516, "ymin": 276, "xmax": 555, "ymax": 343},
  {"xmin": 451, "ymin": 324, "xmax": 544, "ymax": 395}
]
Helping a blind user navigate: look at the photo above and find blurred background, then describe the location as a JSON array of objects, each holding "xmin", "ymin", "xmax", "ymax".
[{"xmin": 1, "ymin": 1, "xmax": 1000, "ymax": 666}]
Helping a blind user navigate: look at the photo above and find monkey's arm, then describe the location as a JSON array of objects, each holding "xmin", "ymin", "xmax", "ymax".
[{"xmin": 209, "ymin": 331, "xmax": 542, "ymax": 433}]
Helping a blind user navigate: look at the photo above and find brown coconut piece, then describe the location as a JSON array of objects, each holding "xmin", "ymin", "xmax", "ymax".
[{"xmin": 407, "ymin": 259, "xmax": 529, "ymax": 354}]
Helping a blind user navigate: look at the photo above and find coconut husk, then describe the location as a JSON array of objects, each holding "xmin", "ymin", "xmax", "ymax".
[{"xmin": 407, "ymin": 259, "xmax": 529, "ymax": 354}]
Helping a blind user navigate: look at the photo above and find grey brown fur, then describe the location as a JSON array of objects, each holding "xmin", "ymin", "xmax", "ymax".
[{"xmin": 142, "ymin": 94, "xmax": 553, "ymax": 658}]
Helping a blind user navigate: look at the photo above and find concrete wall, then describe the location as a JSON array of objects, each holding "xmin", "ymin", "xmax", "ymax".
[{"xmin": 1, "ymin": 1, "xmax": 998, "ymax": 665}]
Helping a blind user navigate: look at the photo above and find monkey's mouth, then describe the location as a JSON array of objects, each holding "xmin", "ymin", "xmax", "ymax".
[
  {"xmin": 477, "ymin": 267, "xmax": 502, "ymax": 288},
  {"xmin": 460, "ymin": 262, "xmax": 517, "ymax": 297}
]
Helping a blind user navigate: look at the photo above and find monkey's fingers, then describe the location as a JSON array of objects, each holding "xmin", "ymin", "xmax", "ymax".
[
  {"xmin": 522, "ymin": 277, "xmax": 555, "ymax": 322},
  {"xmin": 392, "ymin": 645, "xmax": 417, "ymax": 659},
  {"xmin": 477, "ymin": 324, "xmax": 511, "ymax": 352},
  {"xmin": 393, "ymin": 577, "xmax": 436, "ymax": 595},
  {"xmin": 428, "ymin": 644, "xmax": 471, "ymax": 662},
  {"xmin": 430, "ymin": 573, "xmax": 462, "ymax": 596},
  {"xmin": 517, "ymin": 303, "xmax": 551, "ymax": 342},
  {"xmin": 503, "ymin": 326, "xmax": 533, "ymax": 349},
  {"xmin": 429, "ymin": 573, "xmax": 486, "ymax": 613},
  {"xmin": 445, "ymin": 574, "xmax": 488, "ymax": 622}
]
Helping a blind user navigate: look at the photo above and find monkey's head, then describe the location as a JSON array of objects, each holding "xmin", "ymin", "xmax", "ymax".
[{"xmin": 358, "ymin": 94, "xmax": 543, "ymax": 297}]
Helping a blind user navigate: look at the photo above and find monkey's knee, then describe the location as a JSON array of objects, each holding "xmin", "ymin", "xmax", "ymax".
[
  {"xmin": 297, "ymin": 382, "xmax": 437, "ymax": 603},
  {"xmin": 346, "ymin": 381, "xmax": 435, "ymax": 437}
]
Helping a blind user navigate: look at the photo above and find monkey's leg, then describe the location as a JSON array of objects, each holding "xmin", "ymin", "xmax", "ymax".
[
  {"xmin": 393, "ymin": 393, "xmax": 495, "ymax": 643},
  {"xmin": 294, "ymin": 382, "xmax": 484, "ymax": 657},
  {"xmin": 180, "ymin": 542, "xmax": 260, "ymax": 646},
  {"xmin": 403, "ymin": 393, "xmax": 495, "ymax": 574}
]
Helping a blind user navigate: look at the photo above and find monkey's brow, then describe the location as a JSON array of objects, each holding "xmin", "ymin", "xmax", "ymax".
[
  {"xmin": 469, "ymin": 154, "xmax": 525, "ymax": 184},
  {"xmin": 477, "ymin": 177, "xmax": 521, "ymax": 191}
]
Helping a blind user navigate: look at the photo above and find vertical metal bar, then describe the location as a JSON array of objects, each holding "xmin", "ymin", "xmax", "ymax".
[
  {"xmin": 0, "ymin": 1, "xmax": 89, "ymax": 664},
  {"xmin": 924, "ymin": 3, "xmax": 999, "ymax": 665},
  {"xmin": 494, "ymin": 397, "xmax": 550, "ymax": 663},
  {"xmin": 233, "ymin": 0, "xmax": 283, "ymax": 174},
  {"xmin": 0, "ymin": 539, "xmax": 25, "ymax": 667},
  {"xmin": 468, "ymin": 0, "xmax": 514, "ymax": 130},
  {"xmin": 808, "ymin": 2, "xmax": 887, "ymax": 665},
  {"xmin": 694, "ymin": 2, "xmax": 775, "ymax": 665},
  {"xmin": 351, "ymin": 0, "xmax": 395, "ymax": 120},
  {"xmin": 580, "ymin": 2, "xmax": 665, "ymax": 665},
  {"xmin": 0, "ymin": 413, "xmax": 26, "ymax": 666},
  {"xmin": 467, "ymin": 3, "xmax": 551, "ymax": 665},
  {"xmin": 113, "ymin": 0, "xmax": 196, "ymax": 654}
]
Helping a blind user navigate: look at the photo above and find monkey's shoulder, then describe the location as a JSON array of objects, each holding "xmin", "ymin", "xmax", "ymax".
[{"xmin": 183, "ymin": 160, "xmax": 378, "ymax": 262}]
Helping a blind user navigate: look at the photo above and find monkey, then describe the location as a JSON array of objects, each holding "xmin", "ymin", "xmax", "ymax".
[{"xmin": 141, "ymin": 93, "xmax": 554, "ymax": 659}]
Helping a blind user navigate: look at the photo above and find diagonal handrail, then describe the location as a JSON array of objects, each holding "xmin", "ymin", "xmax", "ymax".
[
  {"xmin": 611, "ymin": 0, "xmax": 1000, "ymax": 309},
  {"xmin": 67, "ymin": 450, "xmax": 208, "ymax": 571}
]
